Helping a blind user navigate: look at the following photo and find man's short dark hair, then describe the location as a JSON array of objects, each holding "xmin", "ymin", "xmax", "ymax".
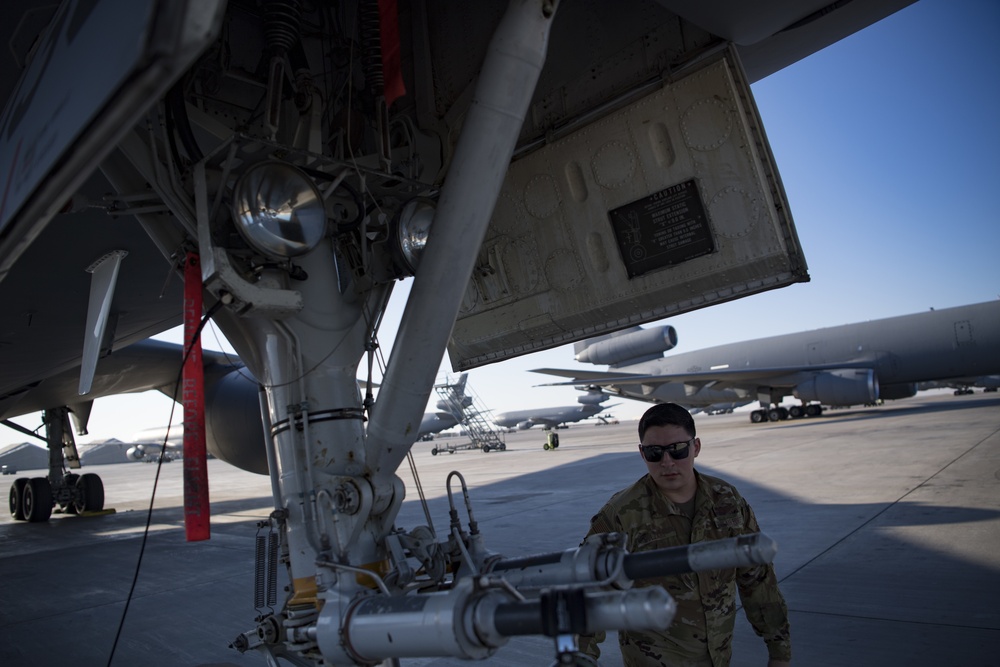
[{"xmin": 638, "ymin": 403, "xmax": 696, "ymax": 441}]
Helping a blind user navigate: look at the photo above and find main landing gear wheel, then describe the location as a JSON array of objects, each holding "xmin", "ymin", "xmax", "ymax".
[
  {"xmin": 74, "ymin": 474, "xmax": 105, "ymax": 514},
  {"xmin": 9, "ymin": 478, "xmax": 28, "ymax": 520},
  {"xmin": 750, "ymin": 410, "xmax": 765, "ymax": 423},
  {"xmin": 23, "ymin": 477, "xmax": 53, "ymax": 523}
]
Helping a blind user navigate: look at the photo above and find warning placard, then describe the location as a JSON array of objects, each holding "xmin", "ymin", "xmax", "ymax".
[{"xmin": 608, "ymin": 180, "xmax": 715, "ymax": 278}]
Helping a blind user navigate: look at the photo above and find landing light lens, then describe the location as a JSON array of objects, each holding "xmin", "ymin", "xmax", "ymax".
[
  {"xmin": 231, "ymin": 162, "xmax": 326, "ymax": 259},
  {"xmin": 396, "ymin": 199, "xmax": 435, "ymax": 274}
]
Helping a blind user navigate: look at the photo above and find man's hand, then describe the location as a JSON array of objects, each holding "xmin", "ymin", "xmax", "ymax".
[{"xmin": 767, "ymin": 660, "xmax": 791, "ymax": 667}]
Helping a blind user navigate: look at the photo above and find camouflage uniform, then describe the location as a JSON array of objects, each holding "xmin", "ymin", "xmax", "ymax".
[{"xmin": 579, "ymin": 471, "xmax": 791, "ymax": 666}]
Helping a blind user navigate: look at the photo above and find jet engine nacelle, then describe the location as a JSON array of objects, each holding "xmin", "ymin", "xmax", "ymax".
[
  {"xmin": 436, "ymin": 396, "xmax": 472, "ymax": 412},
  {"xmin": 577, "ymin": 390, "xmax": 609, "ymax": 405},
  {"xmin": 879, "ymin": 382, "xmax": 917, "ymax": 400},
  {"xmin": 795, "ymin": 369, "xmax": 879, "ymax": 406},
  {"xmin": 517, "ymin": 421, "xmax": 535, "ymax": 430},
  {"xmin": 575, "ymin": 326, "xmax": 678, "ymax": 366},
  {"xmin": 204, "ymin": 369, "xmax": 269, "ymax": 475},
  {"xmin": 125, "ymin": 445, "xmax": 146, "ymax": 461}
]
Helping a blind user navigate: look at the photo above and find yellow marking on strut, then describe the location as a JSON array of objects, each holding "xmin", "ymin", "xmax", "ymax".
[
  {"xmin": 355, "ymin": 559, "xmax": 391, "ymax": 588},
  {"xmin": 289, "ymin": 576, "xmax": 318, "ymax": 607}
]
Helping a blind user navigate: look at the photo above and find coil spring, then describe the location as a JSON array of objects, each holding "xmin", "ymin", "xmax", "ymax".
[
  {"xmin": 267, "ymin": 531, "xmax": 278, "ymax": 607},
  {"xmin": 265, "ymin": 0, "xmax": 302, "ymax": 54},
  {"xmin": 254, "ymin": 534, "xmax": 267, "ymax": 610}
]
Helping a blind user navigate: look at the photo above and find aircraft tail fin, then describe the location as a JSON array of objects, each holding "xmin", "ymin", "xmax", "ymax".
[{"xmin": 435, "ymin": 373, "xmax": 473, "ymax": 419}]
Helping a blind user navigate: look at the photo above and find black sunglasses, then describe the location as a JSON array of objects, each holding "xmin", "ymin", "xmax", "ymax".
[{"xmin": 639, "ymin": 439, "xmax": 694, "ymax": 462}]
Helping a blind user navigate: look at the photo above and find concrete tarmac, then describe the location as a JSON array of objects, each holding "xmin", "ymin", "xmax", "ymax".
[{"xmin": 1, "ymin": 390, "xmax": 998, "ymax": 666}]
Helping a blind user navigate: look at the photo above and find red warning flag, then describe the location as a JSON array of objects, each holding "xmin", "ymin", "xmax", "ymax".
[
  {"xmin": 379, "ymin": 0, "xmax": 406, "ymax": 107},
  {"xmin": 183, "ymin": 252, "xmax": 210, "ymax": 541}
]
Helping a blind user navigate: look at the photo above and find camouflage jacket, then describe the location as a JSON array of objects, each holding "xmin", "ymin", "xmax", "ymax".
[{"xmin": 579, "ymin": 471, "xmax": 791, "ymax": 666}]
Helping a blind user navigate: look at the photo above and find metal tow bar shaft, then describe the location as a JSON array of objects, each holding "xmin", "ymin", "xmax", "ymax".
[{"xmin": 623, "ymin": 533, "xmax": 778, "ymax": 580}]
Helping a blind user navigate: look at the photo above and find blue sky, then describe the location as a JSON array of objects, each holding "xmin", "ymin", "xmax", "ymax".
[{"xmin": 3, "ymin": 0, "xmax": 998, "ymax": 447}]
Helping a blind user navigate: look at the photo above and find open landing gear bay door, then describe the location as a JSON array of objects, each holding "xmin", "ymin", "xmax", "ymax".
[
  {"xmin": 448, "ymin": 46, "xmax": 807, "ymax": 370},
  {"xmin": 0, "ymin": 0, "xmax": 224, "ymax": 279}
]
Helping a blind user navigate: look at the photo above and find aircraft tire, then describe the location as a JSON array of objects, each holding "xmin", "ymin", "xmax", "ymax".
[
  {"xmin": 789, "ymin": 405, "xmax": 804, "ymax": 419},
  {"xmin": 805, "ymin": 404, "xmax": 823, "ymax": 417},
  {"xmin": 74, "ymin": 474, "xmax": 104, "ymax": 514},
  {"xmin": 9, "ymin": 478, "xmax": 28, "ymax": 520},
  {"xmin": 768, "ymin": 409, "xmax": 782, "ymax": 422},
  {"xmin": 750, "ymin": 411, "xmax": 765, "ymax": 424},
  {"xmin": 24, "ymin": 478, "xmax": 53, "ymax": 523}
]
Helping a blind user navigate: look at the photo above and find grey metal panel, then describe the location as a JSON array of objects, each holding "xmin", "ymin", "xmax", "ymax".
[{"xmin": 449, "ymin": 50, "xmax": 807, "ymax": 370}]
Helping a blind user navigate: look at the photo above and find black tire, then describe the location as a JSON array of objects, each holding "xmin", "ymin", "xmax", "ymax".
[
  {"xmin": 9, "ymin": 478, "xmax": 28, "ymax": 520},
  {"xmin": 482, "ymin": 445, "xmax": 491, "ymax": 453},
  {"xmin": 499, "ymin": 443, "xmax": 506, "ymax": 451},
  {"xmin": 750, "ymin": 411, "xmax": 765, "ymax": 424},
  {"xmin": 431, "ymin": 448, "xmax": 438, "ymax": 456},
  {"xmin": 24, "ymin": 478, "xmax": 53, "ymax": 523},
  {"xmin": 789, "ymin": 405, "xmax": 804, "ymax": 419},
  {"xmin": 74, "ymin": 473, "xmax": 104, "ymax": 514},
  {"xmin": 805, "ymin": 404, "xmax": 823, "ymax": 417},
  {"xmin": 768, "ymin": 409, "xmax": 781, "ymax": 422}
]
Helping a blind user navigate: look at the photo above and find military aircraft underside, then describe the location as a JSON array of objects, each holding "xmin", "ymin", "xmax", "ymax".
[{"xmin": 0, "ymin": 0, "xmax": 917, "ymax": 663}]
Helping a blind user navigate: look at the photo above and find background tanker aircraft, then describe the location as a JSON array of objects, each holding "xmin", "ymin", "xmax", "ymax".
[
  {"xmin": 124, "ymin": 425, "xmax": 185, "ymax": 463},
  {"xmin": 493, "ymin": 387, "xmax": 616, "ymax": 430},
  {"xmin": 1, "ymin": 0, "xmax": 921, "ymax": 665},
  {"xmin": 418, "ymin": 373, "xmax": 473, "ymax": 438},
  {"xmin": 534, "ymin": 300, "xmax": 1000, "ymax": 423},
  {"xmin": 918, "ymin": 376, "xmax": 1000, "ymax": 396}
]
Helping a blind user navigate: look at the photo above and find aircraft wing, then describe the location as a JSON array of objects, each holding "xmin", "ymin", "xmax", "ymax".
[
  {"xmin": 0, "ymin": 338, "xmax": 244, "ymax": 446},
  {"xmin": 532, "ymin": 361, "xmax": 877, "ymax": 390},
  {"xmin": 531, "ymin": 368, "xmax": 651, "ymax": 383}
]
